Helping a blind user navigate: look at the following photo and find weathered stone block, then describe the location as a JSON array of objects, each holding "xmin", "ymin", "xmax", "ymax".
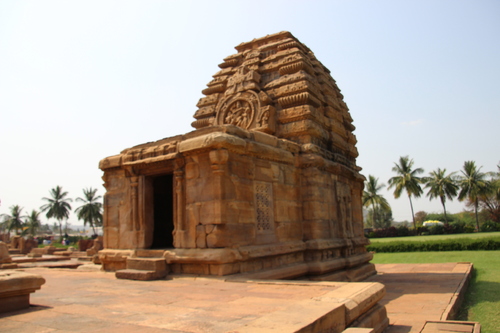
[
  {"xmin": 275, "ymin": 221, "xmax": 303, "ymax": 242},
  {"xmin": 303, "ymin": 220, "xmax": 331, "ymax": 240},
  {"xmin": 0, "ymin": 242, "xmax": 12, "ymax": 264},
  {"xmin": 231, "ymin": 202, "xmax": 252, "ymax": 224},
  {"xmin": 303, "ymin": 201, "xmax": 330, "ymax": 220},
  {"xmin": 115, "ymin": 269, "xmax": 167, "ymax": 281},
  {"xmin": 273, "ymin": 183, "xmax": 299, "ymax": 201},
  {"xmin": 196, "ymin": 224, "xmax": 207, "ymax": 248},
  {"xmin": 0, "ymin": 270, "xmax": 45, "ymax": 313},
  {"xmin": 185, "ymin": 162, "xmax": 199, "ymax": 180},
  {"xmin": 206, "ymin": 224, "xmax": 255, "ymax": 248},
  {"xmin": 254, "ymin": 165, "xmax": 274, "ymax": 182},
  {"xmin": 180, "ymin": 263, "xmax": 211, "ymax": 275},
  {"xmin": 127, "ymin": 258, "xmax": 167, "ymax": 272},
  {"xmin": 232, "ymin": 178, "xmax": 254, "ymax": 202},
  {"xmin": 209, "ymin": 263, "xmax": 240, "ymax": 276}
]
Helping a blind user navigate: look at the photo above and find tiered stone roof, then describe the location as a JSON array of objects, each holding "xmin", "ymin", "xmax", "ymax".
[{"xmin": 192, "ymin": 31, "xmax": 358, "ymax": 170}]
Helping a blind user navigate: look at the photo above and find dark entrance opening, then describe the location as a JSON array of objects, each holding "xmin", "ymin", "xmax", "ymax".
[{"xmin": 151, "ymin": 174, "xmax": 174, "ymax": 248}]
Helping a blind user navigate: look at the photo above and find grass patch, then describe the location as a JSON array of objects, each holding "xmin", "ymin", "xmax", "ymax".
[
  {"xmin": 369, "ymin": 231, "xmax": 500, "ymax": 243},
  {"xmin": 371, "ymin": 251, "xmax": 500, "ymax": 333}
]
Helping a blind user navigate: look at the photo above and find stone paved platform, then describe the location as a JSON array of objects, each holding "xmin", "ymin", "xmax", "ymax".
[
  {"xmin": 0, "ymin": 267, "xmax": 386, "ymax": 332},
  {"xmin": 369, "ymin": 263, "xmax": 474, "ymax": 333},
  {"xmin": 0, "ymin": 262, "xmax": 473, "ymax": 332}
]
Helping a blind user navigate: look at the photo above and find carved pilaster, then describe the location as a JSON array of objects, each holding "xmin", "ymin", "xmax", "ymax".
[
  {"xmin": 101, "ymin": 174, "xmax": 109, "ymax": 248},
  {"xmin": 173, "ymin": 158, "xmax": 186, "ymax": 248},
  {"xmin": 123, "ymin": 166, "xmax": 139, "ymax": 236},
  {"xmin": 130, "ymin": 176, "xmax": 139, "ymax": 232}
]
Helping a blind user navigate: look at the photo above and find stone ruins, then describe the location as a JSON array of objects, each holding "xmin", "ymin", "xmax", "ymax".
[{"xmin": 99, "ymin": 31, "xmax": 375, "ymax": 282}]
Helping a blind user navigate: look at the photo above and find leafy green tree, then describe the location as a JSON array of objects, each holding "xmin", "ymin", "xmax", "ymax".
[
  {"xmin": 478, "ymin": 164, "xmax": 500, "ymax": 223},
  {"xmin": 1, "ymin": 205, "xmax": 26, "ymax": 235},
  {"xmin": 388, "ymin": 156, "xmax": 424, "ymax": 230},
  {"xmin": 424, "ymin": 168, "xmax": 459, "ymax": 224},
  {"xmin": 75, "ymin": 188, "xmax": 103, "ymax": 235},
  {"xmin": 363, "ymin": 175, "xmax": 391, "ymax": 228},
  {"xmin": 24, "ymin": 210, "xmax": 41, "ymax": 237},
  {"xmin": 40, "ymin": 186, "xmax": 72, "ymax": 240},
  {"xmin": 457, "ymin": 161, "xmax": 490, "ymax": 231},
  {"xmin": 414, "ymin": 211, "xmax": 428, "ymax": 225},
  {"xmin": 494, "ymin": 165, "xmax": 500, "ymax": 200},
  {"xmin": 366, "ymin": 207, "xmax": 393, "ymax": 228}
]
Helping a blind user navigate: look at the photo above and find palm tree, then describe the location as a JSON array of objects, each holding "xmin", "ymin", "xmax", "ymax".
[
  {"xmin": 388, "ymin": 156, "xmax": 424, "ymax": 230},
  {"xmin": 363, "ymin": 175, "xmax": 391, "ymax": 228},
  {"xmin": 40, "ymin": 186, "xmax": 72, "ymax": 241},
  {"xmin": 24, "ymin": 210, "xmax": 42, "ymax": 237},
  {"xmin": 1, "ymin": 205, "xmax": 26, "ymax": 235},
  {"xmin": 457, "ymin": 161, "xmax": 490, "ymax": 231},
  {"xmin": 424, "ymin": 168, "xmax": 459, "ymax": 224},
  {"xmin": 75, "ymin": 188, "xmax": 103, "ymax": 235}
]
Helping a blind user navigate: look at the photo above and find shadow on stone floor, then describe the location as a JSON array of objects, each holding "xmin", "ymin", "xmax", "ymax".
[{"xmin": 0, "ymin": 304, "xmax": 52, "ymax": 319}]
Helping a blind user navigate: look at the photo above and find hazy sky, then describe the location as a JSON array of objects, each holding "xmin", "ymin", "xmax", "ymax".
[{"xmin": 1, "ymin": 0, "xmax": 499, "ymax": 226}]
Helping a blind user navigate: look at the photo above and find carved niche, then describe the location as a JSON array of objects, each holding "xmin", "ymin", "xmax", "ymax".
[{"xmin": 336, "ymin": 182, "xmax": 354, "ymax": 239}]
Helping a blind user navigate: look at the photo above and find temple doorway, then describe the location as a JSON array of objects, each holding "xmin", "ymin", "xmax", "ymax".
[{"xmin": 151, "ymin": 174, "xmax": 174, "ymax": 248}]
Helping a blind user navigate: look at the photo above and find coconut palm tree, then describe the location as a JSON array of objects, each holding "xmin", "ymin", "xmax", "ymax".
[
  {"xmin": 40, "ymin": 186, "xmax": 72, "ymax": 241},
  {"xmin": 1, "ymin": 205, "xmax": 26, "ymax": 235},
  {"xmin": 424, "ymin": 168, "xmax": 459, "ymax": 224},
  {"xmin": 363, "ymin": 175, "xmax": 391, "ymax": 228},
  {"xmin": 75, "ymin": 188, "xmax": 102, "ymax": 236},
  {"xmin": 388, "ymin": 156, "xmax": 424, "ymax": 230},
  {"xmin": 458, "ymin": 161, "xmax": 490, "ymax": 231},
  {"xmin": 24, "ymin": 210, "xmax": 42, "ymax": 237}
]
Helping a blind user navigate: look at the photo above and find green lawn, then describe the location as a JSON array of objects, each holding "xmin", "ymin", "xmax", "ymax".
[
  {"xmin": 371, "ymin": 251, "xmax": 500, "ymax": 333},
  {"xmin": 369, "ymin": 231, "xmax": 500, "ymax": 243}
]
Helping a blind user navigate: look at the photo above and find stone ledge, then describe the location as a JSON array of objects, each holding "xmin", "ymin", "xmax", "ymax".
[
  {"xmin": 226, "ymin": 262, "xmax": 310, "ymax": 281},
  {"xmin": 420, "ymin": 320, "xmax": 480, "ymax": 333},
  {"xmin": 441, "ymin": 262, "xmax": 474, "ymax": 321},
  {"xmin": 164, "ymin": 248, "xmax": 242, "ymax": 264},
  {"xmin": 178, "ymin": 131, "xmax": 295, "ymax": 164},
  {"xmin": 238, "ymin": 240, "xmax": 306, "ymax": 260}
]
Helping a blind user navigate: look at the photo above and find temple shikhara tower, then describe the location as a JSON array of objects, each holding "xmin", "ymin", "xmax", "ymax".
[{"xmin": 99, "ymin": 31, "xmax": 375, "ymax": 282}]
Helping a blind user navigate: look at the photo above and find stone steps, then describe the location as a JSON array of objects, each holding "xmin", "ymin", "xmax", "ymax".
[{"xmin": 115, "ymin": 257, "xmax": 169, "ymax": 281}]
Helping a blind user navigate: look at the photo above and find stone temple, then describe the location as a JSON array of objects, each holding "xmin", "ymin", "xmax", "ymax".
[{"xmin": 99, "ymin": 31, "xmax": 375, "ymax": 282}]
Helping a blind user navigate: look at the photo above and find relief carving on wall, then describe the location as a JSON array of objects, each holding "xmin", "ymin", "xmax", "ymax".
[
  {"xmin": 225, "ymin": 65, "xmax": 260, "ymax": 95},
  {"xmin": 336, "ymin": 182, "xmax": 354, "ymax": 239},
  {"xmin": 222, "ymin": 99, "xmax": 254, "ymax": 129},
  {"xmin": 216, "ymin": 90, "xmax": 276, "ymax": 133}
]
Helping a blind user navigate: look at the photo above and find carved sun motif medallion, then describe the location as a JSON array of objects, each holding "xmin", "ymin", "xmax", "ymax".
[
  {"xmin": 216, "ymin": 91, "xmax": 260, "ymax": 129},
  {"xmin": 222, "ymin": 99, "xmax": 254, "ymax": 128}
]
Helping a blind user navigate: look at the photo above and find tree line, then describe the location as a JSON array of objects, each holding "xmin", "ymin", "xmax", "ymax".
[
  {"xmin": 1, "ymin": 186, "xmax": 103, "ymax": 241},
  {"xmin": 363, "ymin": 156, "xmax": 500, "ymax": 231}
]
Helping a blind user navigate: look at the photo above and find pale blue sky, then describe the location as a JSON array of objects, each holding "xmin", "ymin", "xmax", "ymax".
[{"xmin": 1, "ymin": 0, "xmax": 499, "ymax": 225}]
